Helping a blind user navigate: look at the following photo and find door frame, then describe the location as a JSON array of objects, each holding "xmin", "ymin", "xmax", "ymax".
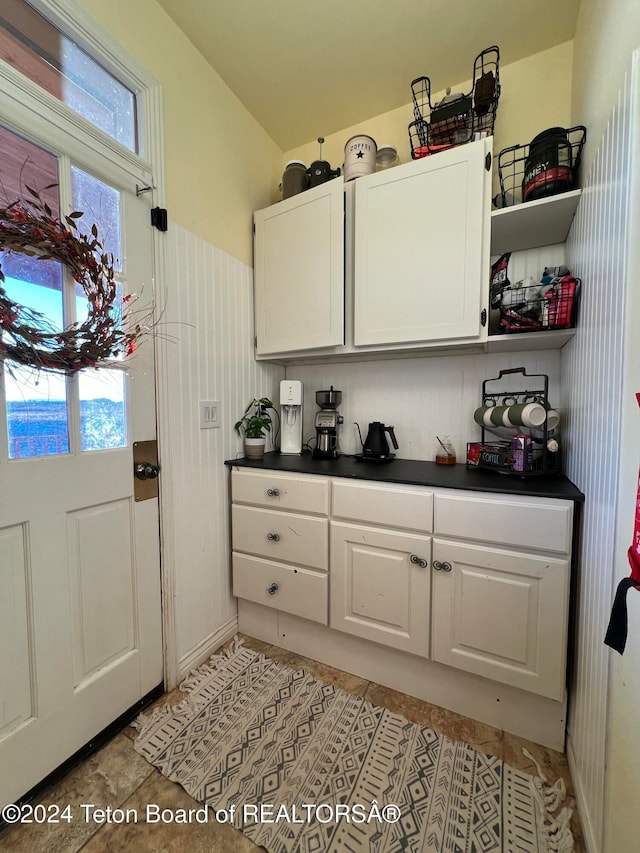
[{"xmin": 0, "ymin": 0, "xmax": 180, "ymax": 689}]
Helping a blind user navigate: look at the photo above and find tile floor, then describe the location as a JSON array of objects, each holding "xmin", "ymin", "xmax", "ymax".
[{"xmin": 1, "ymin": 635, "xmax": 586, "ymax": 852}]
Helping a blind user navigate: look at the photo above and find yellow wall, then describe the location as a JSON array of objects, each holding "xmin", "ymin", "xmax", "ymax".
[
  {"xmin": 78, "ymin": 0, "xmax": 282, "ymax": 266},
  {"xmin": 572, "ymin": 0, "xmax": 640, "ymax": 174},
  {"xmin": 284, "ymin": 41, "xmax": 574, "ymax": 203}
]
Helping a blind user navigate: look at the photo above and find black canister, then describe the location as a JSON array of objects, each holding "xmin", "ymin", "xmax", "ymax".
[
  {"xmin": 522, "ymin": 127, "xmax": 574, "ymax": 202},
  {"xmin": 307, "ymin": 160, "xmax": 340, "ymax": 188},
  {"xmin": 282, "ymin": 161, "xmax": 309, "ymax": 199}
]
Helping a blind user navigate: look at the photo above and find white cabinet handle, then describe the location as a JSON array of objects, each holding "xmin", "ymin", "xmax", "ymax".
[
  {"xmin": 433, "ymin": 560, "xmax": 452, "ymax": 572},
  {"xmin": 266, "ymin": 488, "xmax": 280, "ymax": 497},
  {"xmin": 267, "ymin": 532, "xmax": 280, "ymax": 542},
  {"xmin": 266, "ymin": 582, "xmax": 279, "ymax": 595},
  {"xmin": 410, "ymin": 554, "xmax": 428, "ymax": 568}
]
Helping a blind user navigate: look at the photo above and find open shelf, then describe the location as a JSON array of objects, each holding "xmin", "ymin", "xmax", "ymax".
[
  {"xmin": 490, "ymin": 189, "xmax": 581, "ymax": 255},
  {"xmin": 486, "ymin": 328, "xmax": 576, "ymax": 353}
]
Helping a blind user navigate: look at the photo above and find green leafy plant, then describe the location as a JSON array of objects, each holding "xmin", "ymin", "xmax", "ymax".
[{"xmin": 234, "ymin": 397, "xmax": 273, "ymax": 439}]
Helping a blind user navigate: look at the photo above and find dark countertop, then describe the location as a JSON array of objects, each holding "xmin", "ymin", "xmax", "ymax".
[{"xmin": 225, "ymin": 451, "xmax": 585, "ymax": 502}]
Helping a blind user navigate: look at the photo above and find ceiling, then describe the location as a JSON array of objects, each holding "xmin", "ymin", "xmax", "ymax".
[{"xmin": 156, "ymin": 0, "xmax": 581, "ymax": 151}]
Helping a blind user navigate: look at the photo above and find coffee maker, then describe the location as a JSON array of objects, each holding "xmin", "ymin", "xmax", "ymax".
[
  {"xmin": 279, "ymin": 380, "xmax": 303, "ymax": 455},
  {"xmin": 312, "ymin": 387, "xmax": 343, "ymax": 459}
]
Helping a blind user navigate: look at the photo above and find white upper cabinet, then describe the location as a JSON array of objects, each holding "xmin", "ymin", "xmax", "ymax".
[
  {"xmin": 253, "ymin": 179, "xmax": 345, "ymax": 356},
  {"xmin": 353, "ymin": 139, "xmax": 491, "ymax": 346}
]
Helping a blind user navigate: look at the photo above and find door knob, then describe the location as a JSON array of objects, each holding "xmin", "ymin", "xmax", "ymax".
[
  {"xmin": 266, "ymin": 488, "xmax": 280, "ymax": 497},
  {"xmin": 266, "ymin": 582, "xmax": 279, "ymax": 595},
  {"xmin": 134, "ymin": 462, "xmax": 160, "ymax": 480},
  {"xmin": 433, "ymin": 560, "xmax": 452, "ymax": 572},
  {"xmin": 266, "ymin": 532, "xmax": 280, "ymax": 542},
  {"xmin": 410, "ymin": 554, "xmax": 428, "ymax": 568}
]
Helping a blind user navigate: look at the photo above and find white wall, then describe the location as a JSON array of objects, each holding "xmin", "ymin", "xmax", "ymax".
[
  {"xmin": 288, "ymin": 349, "xmax": 561, "ymax": 462},
  {"xmin": 563, "ymin": 67, "xmax": 632, "ymax": 850},
  {"xmin": 566, "ymin": 3, "xmax": 640, "ymax": 851},
  {"xmin": 161, "ymin": 224, "xmax": 283, "ymax": 678}
]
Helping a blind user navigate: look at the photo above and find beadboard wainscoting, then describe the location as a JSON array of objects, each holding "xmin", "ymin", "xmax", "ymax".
[
  {"xmin": 159, "ymin": 224, "xmax": 283, "ymax": 680},
  {"xmin": 563, "ymin": 58, "xmax": 640, "ymax": 852},
  {"xmin": 287, "ymin": 350, "xmax": 562, "ymax": 461}
]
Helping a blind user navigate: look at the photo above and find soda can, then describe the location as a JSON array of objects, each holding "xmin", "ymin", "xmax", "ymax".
[{"xmin": 512, "ymin": 435, "xmax": 533, "ymax": 472}]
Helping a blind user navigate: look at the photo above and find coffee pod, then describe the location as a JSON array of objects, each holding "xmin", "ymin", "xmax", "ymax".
[{"xmin": 503, "ymin": 401, "xmax": 547, "ymax": 428}]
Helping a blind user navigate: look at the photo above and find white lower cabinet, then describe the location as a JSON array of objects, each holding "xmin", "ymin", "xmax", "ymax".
[
  {"xmin": 330, "ymin": 521, "xmax": 431, "ymax": 656},
  {"xmin": 230, "ymin": 469, "xmax": 573, "ymax": 703},
  {"xmin": 430, "ymin": 538, "xmax": 569, "ymax": 701}
]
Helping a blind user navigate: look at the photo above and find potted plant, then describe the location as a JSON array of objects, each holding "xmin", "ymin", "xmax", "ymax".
[{"xmin": 234, "ymin": 397, "xmax": 274, "ymax": 459}]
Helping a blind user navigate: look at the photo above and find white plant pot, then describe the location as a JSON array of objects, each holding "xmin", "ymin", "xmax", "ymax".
[{"xmin": 244, "ymin": 437, "xmax": 266, "ymax": 459}]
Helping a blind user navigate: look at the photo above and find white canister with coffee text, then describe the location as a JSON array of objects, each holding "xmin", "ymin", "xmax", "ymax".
[{"xmin": 343, "ymin": 134, "xmax": 377, "ymax": 181}]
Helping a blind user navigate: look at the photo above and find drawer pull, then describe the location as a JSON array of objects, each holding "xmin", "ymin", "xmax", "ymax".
[
  {"xmin": 433, "ymin": 560, "xmax": 452, "ymax": 572},
  {"xmin": 266, "ymin": 532, "xmax": 281, "ymax": 542},
  {"xmin": 266, "ymin": 488, "xmax": 280, "ymax": 497},
  {"xmin": 410, "ymin": 554, "xmax": 428, "ymax": 568},
  {"xmin": 266, "ymin": 582, "xmax": 279, "ymax": 595}
]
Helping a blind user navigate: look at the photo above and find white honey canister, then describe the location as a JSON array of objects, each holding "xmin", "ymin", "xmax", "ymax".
[{"xmin": 343, "ymin": 134, "xmax": 377, "ymax": 181}]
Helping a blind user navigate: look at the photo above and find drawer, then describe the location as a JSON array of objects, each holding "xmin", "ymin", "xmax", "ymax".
[
  {"xmin": 231, "ymin": 469, "xmax": 329, "ymax": 515},
  {"xmin": 232, "ymin": 504, "xmax": 328, "ymax": 570},
  {"xmin": 233, "ymin": 553, "xmax": 328, "ymax": 624},
  {"xmin": 433, "ymin": 491, "xmax": 573, "ymax": 554},
  {"xmin": 332, "ymin": 479, "xmax": 433, "ymax": 533}
]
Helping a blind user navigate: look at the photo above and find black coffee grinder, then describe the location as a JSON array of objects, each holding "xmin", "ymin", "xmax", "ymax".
[
  {"xmin": 307, "ymin": 137, "xmax": 340, "ymax": 189},
  {"xmin": 312, "ymin": 387, "xmax": 343, "ymax": 459}
]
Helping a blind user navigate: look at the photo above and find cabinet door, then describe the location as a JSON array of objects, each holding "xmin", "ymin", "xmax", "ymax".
[
  {"xmin": 254, "ymin": 180, "xmax": 344, "ymax": 355},
  {"xmin": 431, "ymin": 538, "xmax": 569, "ymax": 700},
  {"xmin": 330, "ymin": 521, "xmax": 431, "ymax": 656},
  {"xmin": 354, "ymin": 139, "xmax": 489, "ymax": 346}
]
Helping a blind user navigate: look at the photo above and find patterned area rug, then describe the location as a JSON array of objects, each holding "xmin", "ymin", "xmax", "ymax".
[{"xmin": 134, "ymin": 639, "xmax": 574, "ymax": 852}]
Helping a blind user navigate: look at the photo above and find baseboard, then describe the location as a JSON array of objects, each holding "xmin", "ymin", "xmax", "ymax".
[
  {"xmin": 239, "ymin": 601, "xmax": 567, "ymax": 751},
  {"xmin": 177, "ymin": 617, "xmax": 239, "ymax": 681},
  {"xmin": 567, "ymin": 736, "xmax": 600, "ymax": 853}
]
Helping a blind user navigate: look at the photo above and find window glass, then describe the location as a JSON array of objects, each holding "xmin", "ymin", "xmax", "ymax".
[
  {"xmin": 72, "ymin": 167, "xmax": 126, "ymax": 451},
  {"xmin": 0, "ymin": 0, "xmax": 138, "ymax": 152},
  {"xmin": 1, "ymin": 125, "xmax": 69, "ymax": 459}
]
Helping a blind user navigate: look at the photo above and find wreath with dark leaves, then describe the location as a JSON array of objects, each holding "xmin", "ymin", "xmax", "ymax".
[{"xmin": 0, "ymin": 186, "xmax": 153, "ymax": 374}]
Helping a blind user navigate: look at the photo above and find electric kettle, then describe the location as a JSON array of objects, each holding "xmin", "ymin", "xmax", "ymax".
[{"xmin": 357, "ymin": 422, "xmax": 399, "ymax": 462}]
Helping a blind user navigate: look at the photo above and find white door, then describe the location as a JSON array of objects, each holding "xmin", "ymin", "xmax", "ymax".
[
  {"xmin": 0, "ymin": 127, "xmax": 163, "ymax": 806},
  {"xmin": 430, "ymin": 538, "xmax": 569, "ymax": 700},
  {"xmin": 353, "ymin": 138, "xmax": 490, "ymax": 346},
  {"xmin": 254, "ymin": 179, "xmax": 344, "ymax": 355},
  {"xmin": 330, "ymin": 521, "xmax": 431, "ymax": 656}
]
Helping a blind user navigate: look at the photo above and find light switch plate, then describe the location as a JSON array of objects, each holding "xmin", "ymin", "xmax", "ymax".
[{"xmin": 200, "ymin": 400, "xmax": 220, "ymax": 429}]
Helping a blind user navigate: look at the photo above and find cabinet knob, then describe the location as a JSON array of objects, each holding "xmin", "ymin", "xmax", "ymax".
[
  {"xmin": 410, "ymin": 554, "xmax": 428, "ymax": 568},
  {"xmin": 266, "ymin": 532, "xmax": 280, "ymax": 542},
  {"xmin": 433, "ymin": 560, "xmax": 452, "ymax": 572},
  {"xmin": 266, "ymin": 582, "xmax": 279, "ymax": 595},
  {"xmin": 266, "ymin": 488, "xmax": 280, "ymax": 497}
]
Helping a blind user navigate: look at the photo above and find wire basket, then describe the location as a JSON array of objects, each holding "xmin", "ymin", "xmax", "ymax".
[
  {"xmin": 467, "ymin": 367, "xmax": 562, "ymax": 477},
  {"xmin": 408, "ymin": 46, "xmax": 500, "ymax": 159},
  {"xmin": 496, "ymin": 125, "xmax": 586, "ymax": 207},
  {"xmin": 497, "ymin": 276, "xmax": 580, "ymax": 333}
]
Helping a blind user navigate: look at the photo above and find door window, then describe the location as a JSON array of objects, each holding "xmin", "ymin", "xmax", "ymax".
[
  {"xmin": 71, "ymin": 166, "xmax": 126, "ymax": 451},
  {"xmin": 1, "ymin": 124, "xmax": 128, "ymax": 458}
]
